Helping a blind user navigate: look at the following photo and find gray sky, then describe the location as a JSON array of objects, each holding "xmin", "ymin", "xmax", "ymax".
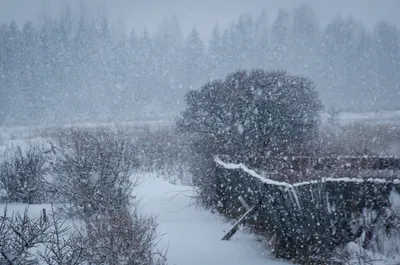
[{"xmin": 0, "ymin": 0, "xmax": 399, "ymax": 39}]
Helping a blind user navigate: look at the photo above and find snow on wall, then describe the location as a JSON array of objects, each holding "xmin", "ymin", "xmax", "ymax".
[{"xmin": 214, "ymin": 156, "xmax": 400, "ymax": 187}]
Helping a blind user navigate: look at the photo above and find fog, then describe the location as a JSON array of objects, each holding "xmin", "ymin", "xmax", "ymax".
[
  {"xmin": 2, "ymin": 0, "xmax": 400, "ymax": 39},
  {"xmin": 0, "ymin": 0, "xmax": 399, "ymax": 125}
]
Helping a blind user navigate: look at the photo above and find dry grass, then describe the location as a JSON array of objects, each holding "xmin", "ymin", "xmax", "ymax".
[
  {"xmin": 318, "ymin": 122, "xmax": 400, "ymax": 157},
  {"xmin": 244, "ymin": 122, "xmax": 400, "ymax": 182}
]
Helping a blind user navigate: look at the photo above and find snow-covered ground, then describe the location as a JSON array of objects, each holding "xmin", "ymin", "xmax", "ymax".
[
  {"xmin": 1, "ymin": 112, "xmax": 399, "ymax": 264},
  {"xmin": 136, "ymin": 175, "xmax": 290, "ymax": 265},
  {"xmin": 0, "ymin": 175, "xmax": 290, "ymax": 265},
  {"xmin": 322, "ymin": 110, "xmax": 400, "ymax": 125}
]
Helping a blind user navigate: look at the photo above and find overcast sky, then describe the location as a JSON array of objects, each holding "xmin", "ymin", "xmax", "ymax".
[{"xmin": 1, "ymin": 0, "xmax": 399, "ymax": 39}]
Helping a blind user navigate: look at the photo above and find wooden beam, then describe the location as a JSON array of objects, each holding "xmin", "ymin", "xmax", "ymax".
[{"xmin": 221, "ymin": 201, "xmax": 261, "ymax": 241}]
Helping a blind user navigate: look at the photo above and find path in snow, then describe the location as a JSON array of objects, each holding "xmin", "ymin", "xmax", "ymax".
[{"xmin": 136, "ymin": 176, "xmax": 291, "ymax": 265}]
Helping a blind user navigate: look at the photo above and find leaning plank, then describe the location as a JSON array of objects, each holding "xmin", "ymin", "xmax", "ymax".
[{"xmin": 221, "ymin": 201, "xmax": 261, "ymax": 241}]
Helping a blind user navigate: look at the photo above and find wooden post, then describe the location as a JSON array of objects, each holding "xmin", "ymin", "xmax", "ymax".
[{"xmin": 221, "ymin": 201, "xmax": 261, "ymax": 241}]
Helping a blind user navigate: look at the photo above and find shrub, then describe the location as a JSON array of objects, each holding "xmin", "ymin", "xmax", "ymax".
[
  {"xmin": 0, "ymin": 205, "xmax": 86, "ymax": 265},
  {"xmin": 83, "ymin": 206, "xmax": 167, "ymax": 265},
  {"xmin": 176, "ymin": 69, "xmax": 322, "ymax": 206},
  {"xmin": 177, "ymin": 69, "xmax": 322, "ymax": 159},
  {"xmin": 49, "ymin": 127, "xmax": 167, "ymax": 264},
  {"xmin": 0, "ymin": 145, "xmax": 49, "ymax": 204},
  {"xmin": 50, "ymin": 127, "xmax": 138, "ymax": 219}
]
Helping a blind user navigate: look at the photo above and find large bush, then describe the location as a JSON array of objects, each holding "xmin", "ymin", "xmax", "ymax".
[
  {"xmin": 176, "ymin": 69, "xmax": 322, "ymax": 206},
  {"xmin": 177, "ymin": 69, "xmax": 322, "ymax": 158},
  {"xmin": 49, "ymin": 127, "xmax": 167, "ymax": 264},
  {"xmin": 0, "ymin": 128, "xmax": 167, "ymax": 264}
]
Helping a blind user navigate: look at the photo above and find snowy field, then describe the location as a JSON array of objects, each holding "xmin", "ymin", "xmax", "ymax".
[
  {"xmin": 136, "ymin": 175, "xmax": 290, "ymax": 265},
  {"xmin": 1, "ymin": 111, "xmax": 400, "ymax": 264},
  {"xmin": 0, "ymin": 175, "xmax": 290, "ymax": 265},
  {"xmin": 0, "ymin": 122, "xmax": 289, "ymax": 265},
  {"xmin": 321, "ymin": 110, "xmax": 400, "ymax": 125},
  {"xmin": 0, "ymin": 109, "xmax": 399, "ymax": 142},
  {"xmin": 3, "ymin": 168, "xmax": 400, "ymax": 264}
]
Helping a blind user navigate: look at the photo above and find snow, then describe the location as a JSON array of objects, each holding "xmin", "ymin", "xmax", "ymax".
[
  {"xmin": 0, "ymin": 176, "xmax": 290, "ymax": 265},
  {"xmin": 215, "ymin": 156, "xmax": 400, "ymax": 187},
  {"xmin": 344, "ymin": 242, "xmax": 400, "ymax": 265},
  {"xmin": 135, "ymin": 175, "xmax": 291, "ymax": 265},
  {"xmin": 338, "ymin": 111, "xmax": 400, "ymax": 126},
  {"xmin": 214, "ymin": 156, "xmax": 292, "ymax": 188}
]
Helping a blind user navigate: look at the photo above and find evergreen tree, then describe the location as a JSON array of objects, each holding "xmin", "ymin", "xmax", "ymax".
[
  {"xmin": 207, "ymin": 24, "xmax": 224, "ymax": 79},
  {"xmin": 254, "ymin": 9, "xmax": 270, "ymax": 69},
  {"xmin": 181, "ymin": 27, "xmax": 205, "ymax": 90},
  {"xmin": 290, "ymin": 3, "xmax": 320, "ymax": 76},
  {"xmin": 271, "ymin": 8, "xmax": 291, "ymax": 69},
  {"xmin": 373, "ymin": 21, "xmax": 400, "ymax": 110},
  {"xmin": 0, "ymin": 6, "xmax": 399, "ymax": 124}
]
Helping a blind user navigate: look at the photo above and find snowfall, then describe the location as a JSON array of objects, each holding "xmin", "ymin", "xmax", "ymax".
[
  {"xmin": 136, "ymin": 175, "xmax": 290, "ymax": 265},
  {"xmin": 1, "ymin": 109, "xmax": 400, "ymax": 265},
  {"xmin": 0, "ymin": 174, "xmax": 290, "ymax": 265},
  {"xmin": 0, "ymin": 124, "xmax": 290, "ymax": 265}
]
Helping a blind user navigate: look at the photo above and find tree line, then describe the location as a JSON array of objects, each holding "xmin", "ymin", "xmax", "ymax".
[{"xmin": 0, "ymin": 3, "xmax": 399, "ymax": 125}]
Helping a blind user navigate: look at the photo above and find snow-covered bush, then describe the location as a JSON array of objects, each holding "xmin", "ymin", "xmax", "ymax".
[
  {"xmin": 176, "ymin": 69, "xmax": 322, "ymax": 206},
  {"xmin": 0, "ymin": 206, "xmax": 86, "ymax": 265},
  {"xmin": 50, "ymin": 127, "xmax": 138, "ymax": 219},
  {"xmin": 0, "ymin": 145, "xmax": 50, "ymax": 204},
  {"xmin": 47, "ymin": 127, "xmax": 167, "ymax": 264},
  {"xmin": 83, "ymin": 206, "xmax": 167, "ymax": 265}
]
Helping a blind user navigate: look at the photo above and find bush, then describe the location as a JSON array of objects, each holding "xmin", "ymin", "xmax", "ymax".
[
  {"xmin": 0, "ymin": 145, "xmax": 49, "ymax": 204},
  {"xmin": 0, "ymin": 127, "xmax": 168, "ymax": 264},
  {"xmin": 176, "ymin": 69, "xmax": 322, "ymax": 206},
  {"xmin": 48, "ymin": 127, "xmax": 167, "ymax": 264},
  {"xmin": 0, "ymin": 205, "xmax": 86, "ymax": 265},
  {"xmin": 83, "ymin": 206, "xmax": 166, "ymax": 265},
  {"xmin": 177, "ymin": 69, "xmax": 322, "ymax": 159},
  {"xmin": 50, "ymin": 127, "xmax": 138, "ymax": 219}
]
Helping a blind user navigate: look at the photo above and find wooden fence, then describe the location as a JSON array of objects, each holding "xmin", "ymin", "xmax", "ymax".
[{"xmin": 214, "ymin": 156, "xmax": 400, "ymax": 263}]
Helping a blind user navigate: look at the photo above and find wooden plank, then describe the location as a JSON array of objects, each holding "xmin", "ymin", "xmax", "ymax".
[{"xmin": 221, "ymin": 201, "xmax": 261, "ymax": 241}]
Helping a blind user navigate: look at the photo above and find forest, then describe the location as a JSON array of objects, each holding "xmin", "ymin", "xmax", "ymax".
[{"xmin": 0, "ymin": 3, "xmax": 399, "ymax": 125}]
